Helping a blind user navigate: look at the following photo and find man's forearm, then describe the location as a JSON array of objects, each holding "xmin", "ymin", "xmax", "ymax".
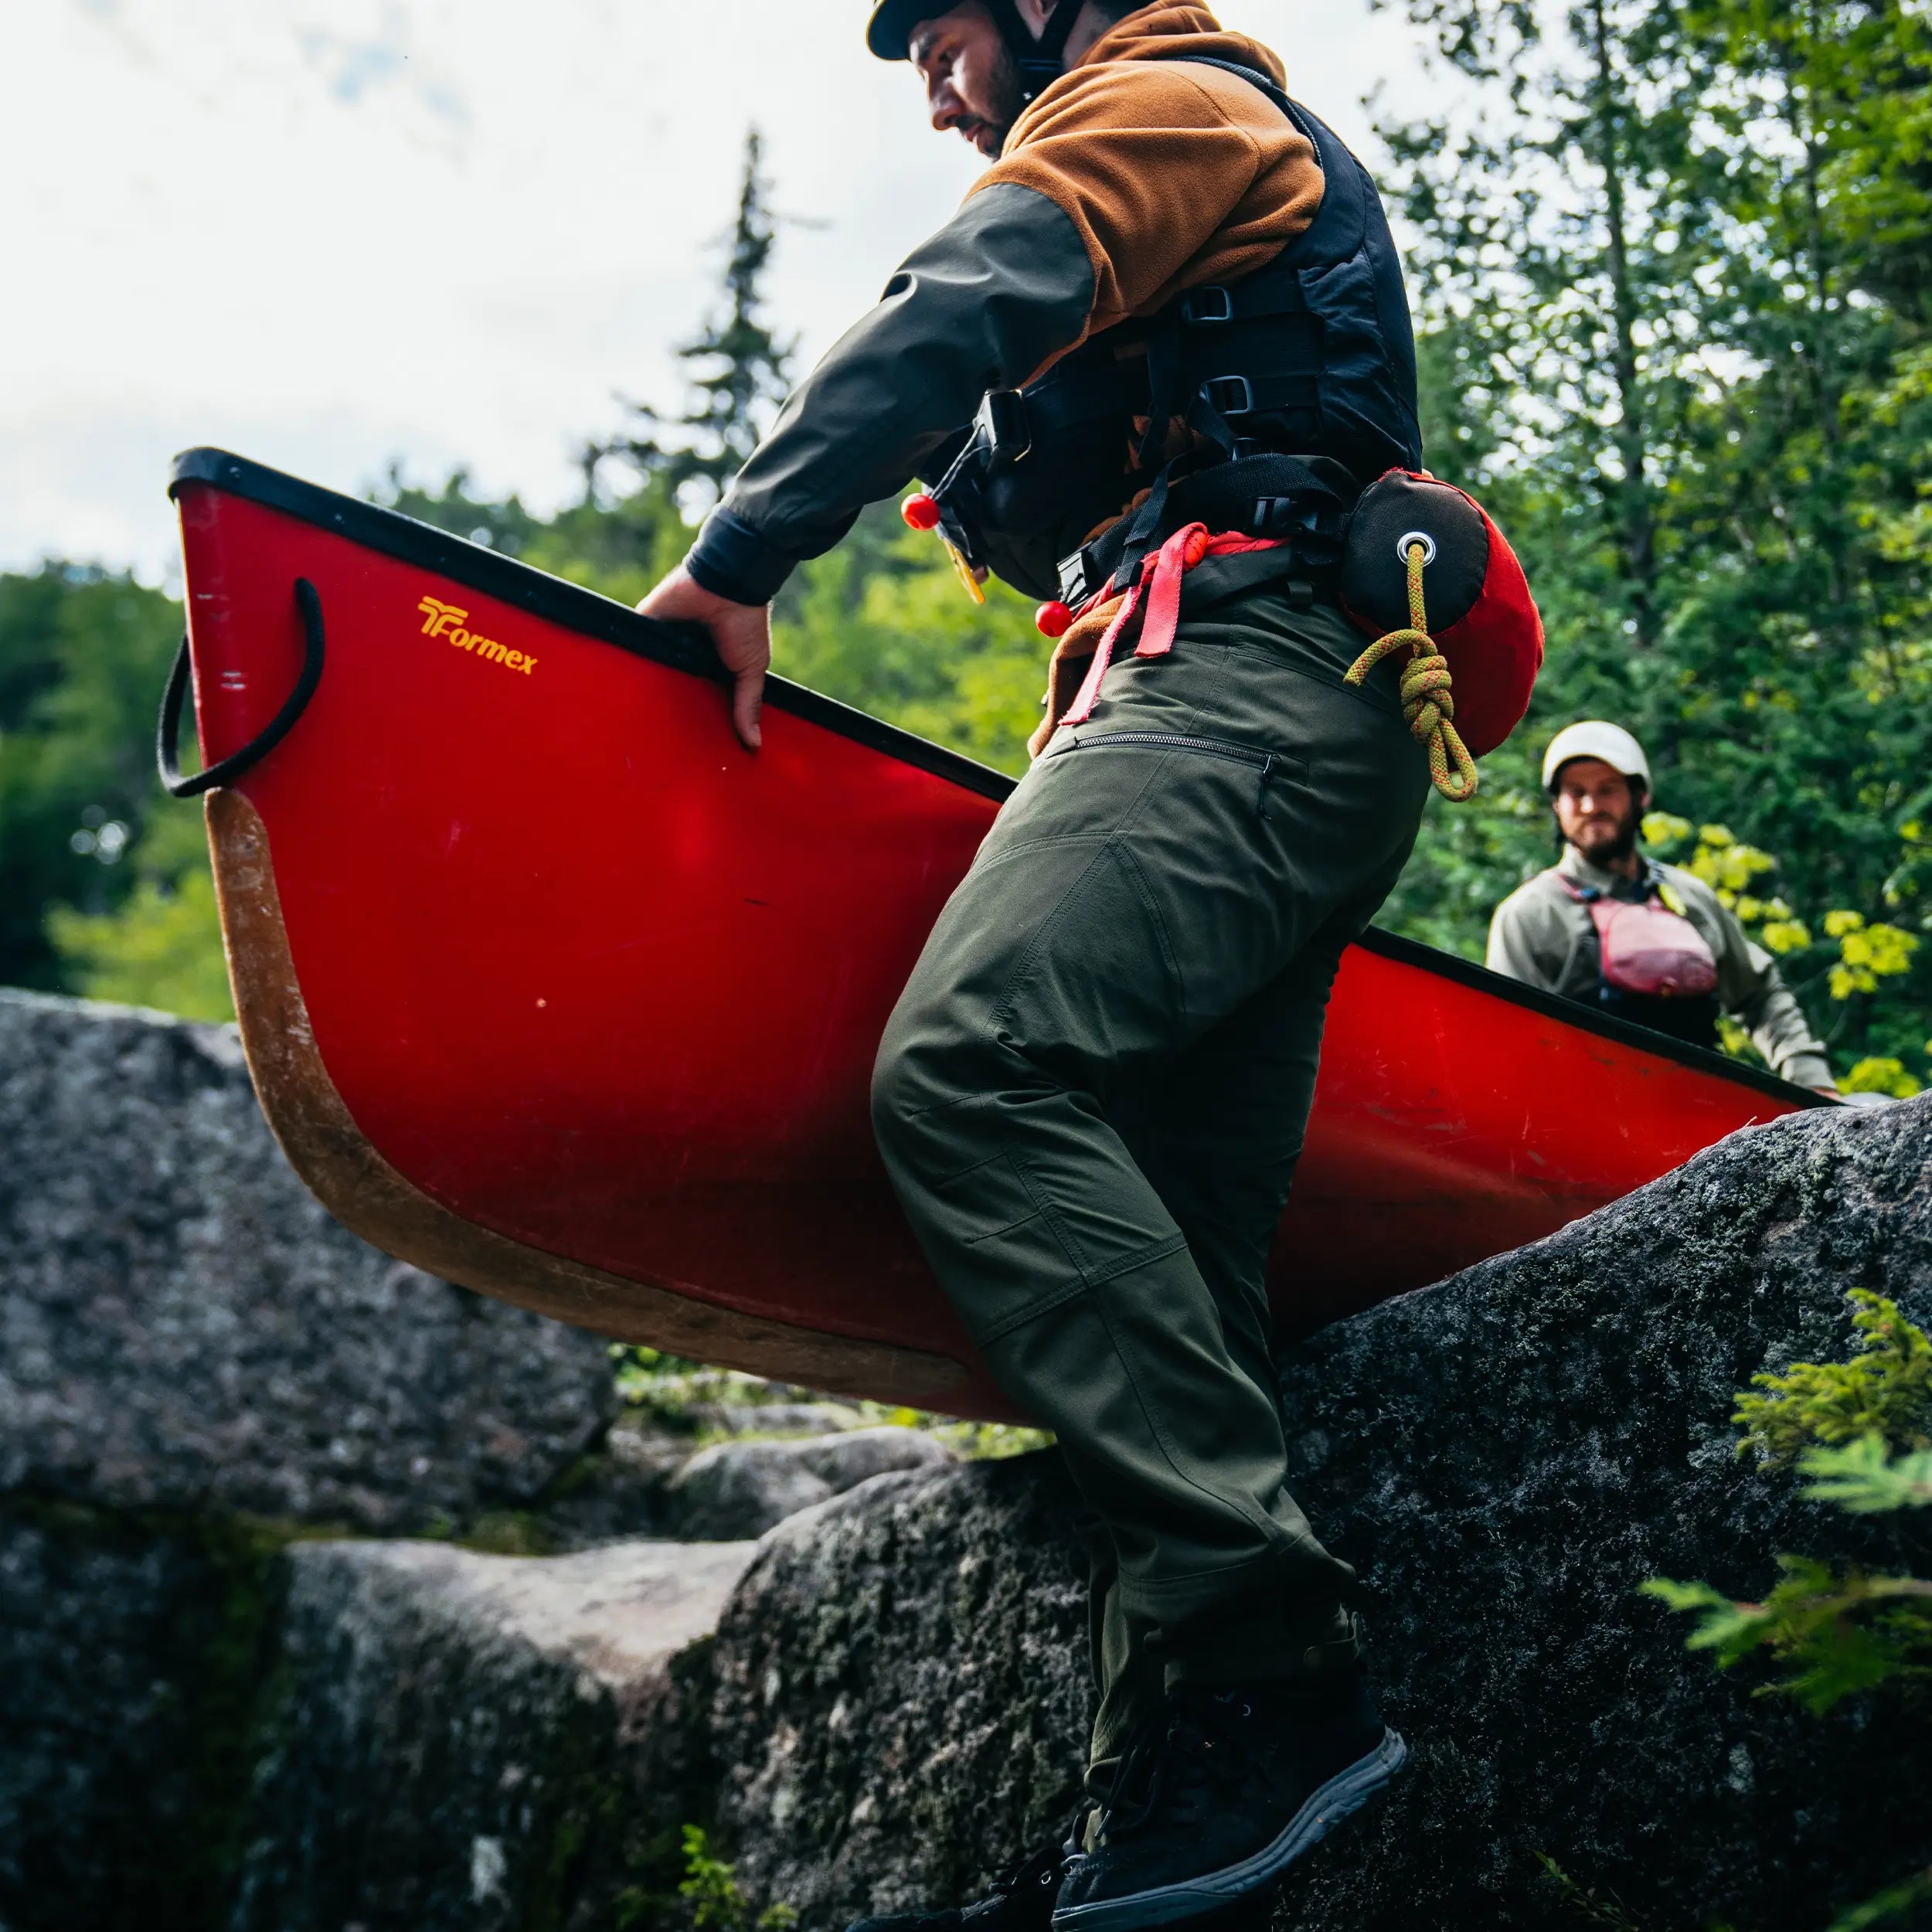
[
  {"xmin": 1736, "ymin": 966, "xmax": 1832, "ymax": 1089},
  {"xmin": 685, "ymin": 182, "xmax": 1095, "ymax": 606},
  {"xmin": 1749, "ymin": 995, "xmax": 1833, "ymax": 1089}
]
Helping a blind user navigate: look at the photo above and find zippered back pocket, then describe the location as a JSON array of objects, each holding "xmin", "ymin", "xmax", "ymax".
[{"xmin": 1048, "ymin": 730, "xmax": 1308, "ymax": 818}]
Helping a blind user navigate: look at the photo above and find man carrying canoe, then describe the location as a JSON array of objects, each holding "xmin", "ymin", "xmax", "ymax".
[
  {"xmin": 1488, "ymin": 722, "xmax": 1838, "ymax": 1097},
  {"xmin": 642, "ymin": 3, "xmax": 1431, "ymax": 1920}
]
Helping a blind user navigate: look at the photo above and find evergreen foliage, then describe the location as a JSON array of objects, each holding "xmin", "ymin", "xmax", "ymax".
[
  {"xmin": 592, "ymin": 128, "xmax": 796, "ymax": 516},
  {"xmin": 1372, "ymin": 0, "xmax": 1932, "ymax": 1077},
  {"xmin": 1646, "ymin": 1289, "xmax": 1932, "ymax": 1923},
  {"xmin": 4, "ymin": 50, "xmax": 1930, "ymax": 1091},
  {"xmin": 678, "ymin": 1825, "xmax": 796, "ymax": 1932},
  {"xmin": 1733, "ymin": 1289, "xmax": 1932, "ymax": 1461},
  {"xmin": 0, "ymin": 565, "xmax": 210, "ymax": 1002}
]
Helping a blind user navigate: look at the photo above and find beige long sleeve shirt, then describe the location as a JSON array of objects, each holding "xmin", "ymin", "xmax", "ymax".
[{"xmin": 1485, "ymin": 845, "xmax": 1833, "ymax": 1090}]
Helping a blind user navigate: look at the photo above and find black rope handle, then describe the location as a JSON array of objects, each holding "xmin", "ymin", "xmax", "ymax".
[{"xmin": 158, "ymin": 577, "xmax": 325, "ymax": 798}]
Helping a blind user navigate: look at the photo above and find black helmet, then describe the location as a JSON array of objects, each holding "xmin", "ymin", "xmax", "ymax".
[{"xmin": 866, "ymin": 0, "xmax": 1081, "ymax": 104}]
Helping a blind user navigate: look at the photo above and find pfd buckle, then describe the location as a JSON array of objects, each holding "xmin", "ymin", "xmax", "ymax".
[
  {"xmin": 1182, "ymin": 285, "xmax": 1234, "ymax": 325},
  {"xmin": 975, "ymin": 389, "xmax": 1032, "ymax": 467},
  {"xmin": 1253, "ymin": 495, "xmax": 1319, "ymax": 536},
  {"xmin": 1057, "ymin": 542, "xmax": 1103, "ymax": 607},
  {"xmin": 1199, "ymin": 374, "xmax": 1254, "ymax": 417}
]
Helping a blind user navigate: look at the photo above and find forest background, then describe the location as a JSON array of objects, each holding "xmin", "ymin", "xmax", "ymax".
[{"xmin": 4, "ymin": 0, "xmax": 1930, "ymax": 1092}]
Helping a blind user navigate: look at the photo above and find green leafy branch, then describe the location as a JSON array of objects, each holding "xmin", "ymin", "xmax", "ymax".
[
  {"xmin": 1733, "ymin": 1292, "xmax": 1932, "ymax": 1464},
  {"xmin": 1648, "ymin": 1293, "xmax": 1932, "ymax": 1713},
  {"xmin": 1640, "ymin": 1291, "xmax": 1932, "ymax": 1922},
  {"xmin": 1641, "ymin": 1560, "xmax": 1932, "ymax": 1713},
  {"xmin": 1821, "ymin": 1868, "xmax": 1932, "ymax": 1932},
  {"xmin": 1800, "ymin": 1436, "xmax": 1932, "ymax": 1515},
  {"xmin": 680, "ymin": 1825, "xmax": 797, "ymax": 1932}
]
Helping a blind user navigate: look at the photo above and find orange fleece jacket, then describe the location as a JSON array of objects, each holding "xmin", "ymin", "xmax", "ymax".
[
  {"xmin": 689, "ymin": 5, "xmax": 1334, "ymax": 605},
  {"xmin": 973, "ymin": 5, "xmax": 1325, "ymax": 371}
]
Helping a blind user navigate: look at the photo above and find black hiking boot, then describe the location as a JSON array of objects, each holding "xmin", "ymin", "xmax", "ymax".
[
  {"xmin": 849, "ymin": 1838, "xmax": 1073, "ymax": 1932},
  {"xmin": 1049, "ymin": 1670, "xmax": 1406, "ymax": 1932}
]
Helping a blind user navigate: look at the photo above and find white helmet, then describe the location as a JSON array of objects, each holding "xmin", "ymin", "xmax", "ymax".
[{"xmin": 1542, "ymin": 721, "xmax": 1652, "ymax": 794}]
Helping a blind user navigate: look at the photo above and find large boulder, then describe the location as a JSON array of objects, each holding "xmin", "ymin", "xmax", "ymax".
[
  {"xmin": 0, "ymin": 991, "xmax": 617, "ymax": 1532},
  {"xmin": 229, "ymin": 1537, "xmax": 759, "ymax": 1932},
  {"xmin": 1267, "ymin": 1091, "xmax": 1932, "ymax": 1932},
  {"xmin": 699, "ymin": 1095, "xmax": 1932, "ymax": 1932},
  {"xmin": 0, "ymin": 990, "xmax": 624, "ymax": 1932},
  {"xmin": 707, "ymin": 1458, "xmax": 1091, "ymax": 1919},
  {"xmin": 668, "ymin": 1427, "xmax": 953, "ymax": 1539}
]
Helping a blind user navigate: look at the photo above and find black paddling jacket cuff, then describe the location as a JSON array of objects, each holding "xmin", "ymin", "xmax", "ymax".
[
  {"xmin": 685, "ymin": 506, "xmax": 801, "ymax": 607},
  {"xmin": 699, "ymin": 184, "xmax": 1096, "ymax": 580}
]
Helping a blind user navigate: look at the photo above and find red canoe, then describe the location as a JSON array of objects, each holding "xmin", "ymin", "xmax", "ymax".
[{"xmin": 165, "ymin": 449, "xmax": 1821, "ymax": 1420}]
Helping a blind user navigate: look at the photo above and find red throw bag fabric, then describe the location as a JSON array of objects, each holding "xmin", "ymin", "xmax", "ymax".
[{"xmin": 1340, "ymin": 470, "xmax": 1545, "ymax": 758}]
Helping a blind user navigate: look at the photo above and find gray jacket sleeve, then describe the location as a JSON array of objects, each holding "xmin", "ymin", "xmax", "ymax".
[
  {"xmin": 1706, "ymin": 896, "xmax": 1834, "ymax": 1090},
  {"xmin": 685, "ymin": 182, "xmax": 1097, "ymax": 605},
  {"xmin": 1485, "ymin": 881, "xmax": 1570, "ymax": 989}
]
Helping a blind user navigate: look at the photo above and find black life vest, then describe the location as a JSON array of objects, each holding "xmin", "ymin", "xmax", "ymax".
[{"xmin": 920, "ymin": 55, "xmax": 1423, "ymax": 604}]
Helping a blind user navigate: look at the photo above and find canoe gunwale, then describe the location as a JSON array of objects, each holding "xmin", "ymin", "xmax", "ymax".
[
  {"xmin": 172, "ymin": 445, "xmax": 1832, "ymax": 1117},
  {"xmin": 171, "ymin": 447, "xmax": 1013, "ymax": 803}
]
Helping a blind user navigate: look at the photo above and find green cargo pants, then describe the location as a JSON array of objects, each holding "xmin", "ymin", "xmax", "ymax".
[{"xmin": 870, "ymin": 572, "xmax": 1432, "ymax": 1781}]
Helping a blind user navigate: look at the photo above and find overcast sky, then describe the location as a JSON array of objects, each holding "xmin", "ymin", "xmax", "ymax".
[{"xmin": 2, "ymin": 0, "xmax": 1434, "ymax": 583}]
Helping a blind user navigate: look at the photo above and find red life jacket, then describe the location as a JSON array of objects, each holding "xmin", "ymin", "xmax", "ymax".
[
  {"xmin": 1560, "ymin": 873, "xmax": 1721, "ymax": 1050},
  {"xmin": 1562, "ymin": 878, "xmax": 1719, "ymax": 1000}
]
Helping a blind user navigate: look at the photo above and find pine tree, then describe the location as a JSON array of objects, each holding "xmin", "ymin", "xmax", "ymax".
[
  {"xmin": 1374, "ymin": 0, "xmax": 1932, "ymax": 1070},
  {"xmin": 598, "ymin": 128, "xmax": 794, "ymax": 512}
]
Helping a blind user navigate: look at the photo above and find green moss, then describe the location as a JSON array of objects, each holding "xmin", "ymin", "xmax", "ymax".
[{"xmin": 459, "ymin": 1509, "xmax": 556, "ymax": 1556}]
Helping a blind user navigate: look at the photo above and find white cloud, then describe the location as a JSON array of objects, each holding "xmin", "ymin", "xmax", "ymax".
[{"xmin": 1, "ymin": 0, "xmax": 1430, "ymax": 581}]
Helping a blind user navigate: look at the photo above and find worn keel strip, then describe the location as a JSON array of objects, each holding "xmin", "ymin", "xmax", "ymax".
[{"xmin": 203, "ymin": 786, "xmax": 975, "ymax": 1411}]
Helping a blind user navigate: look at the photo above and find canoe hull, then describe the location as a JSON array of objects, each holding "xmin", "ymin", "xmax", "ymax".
[{"xmin": 172, "ymin": 451, "xmax": 1818, "ymax": 1420}]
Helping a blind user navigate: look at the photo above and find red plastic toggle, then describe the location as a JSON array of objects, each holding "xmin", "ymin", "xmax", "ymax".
[
  {"xmin": 1035, "ymin": 600, "xmax": 1073, "ymax": 638},
  {"xmin": 901, "ymin": 492, "xmax": 941, "ymax": 532}
]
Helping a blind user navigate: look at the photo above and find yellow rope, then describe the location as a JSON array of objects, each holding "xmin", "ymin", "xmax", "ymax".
[{"xmin": 1343, "ymin": 539, "xmax": 1480, "ymax": 803}]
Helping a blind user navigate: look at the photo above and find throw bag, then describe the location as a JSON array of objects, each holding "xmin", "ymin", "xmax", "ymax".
[
  {"xmin": 1339, "ymin": 470, "xmax": 1544, "ymax": 758},
  {"xmin": 1588, "ymin": 896, "xmax": 1720, "ymax": 1000}
]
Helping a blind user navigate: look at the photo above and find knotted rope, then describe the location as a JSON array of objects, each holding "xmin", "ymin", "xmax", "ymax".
[{"xmin": 1343, "ymin": 539, "xmax": 1480, "ymax": 802}]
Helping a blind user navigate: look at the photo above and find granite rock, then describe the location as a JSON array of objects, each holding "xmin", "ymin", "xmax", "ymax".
[
  {"xmin": 667, "ymin": 1427, "xmax": 951, "ymax": 1540},
  {"xmin": 229, "ymin": 1537, "xmax": 759, "ymax": 1932},
  {"xmin": 0, "ymin": 1502, "xmax": 284, "ymax": 1932},
  {"xmin": 0, "ymin": 990, "xmax": 617, "ymax": 1533},
  {"xmin": 706, "ymin": 1456, "xmax": 1092, "ymax": 1922},
  {"xmin": 0, "ymin": 988, "xmax": 626, "ymax": 1932},
  {"xmin": 1267, "ymin": 1090, "xmax": 1932, "ymax": 1931}
]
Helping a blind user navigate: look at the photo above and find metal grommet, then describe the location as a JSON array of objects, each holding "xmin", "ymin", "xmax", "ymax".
[{"xmin": 1396, "ymin": 529, "xmax": 1437, "ymax": 566}]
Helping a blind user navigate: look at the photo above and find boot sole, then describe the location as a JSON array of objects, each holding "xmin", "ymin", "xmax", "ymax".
[{"xmin": 1049, "ymin": 1727, "xmax": 1408, "ymax": 1932}]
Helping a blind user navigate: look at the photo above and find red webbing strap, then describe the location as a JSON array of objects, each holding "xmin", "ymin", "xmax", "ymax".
[{"xmin": 1060, "ymin": 524, "xmax": 1282, "ymax": 727}]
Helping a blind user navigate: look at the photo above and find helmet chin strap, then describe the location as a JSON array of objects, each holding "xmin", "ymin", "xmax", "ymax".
[{"xmin": 984, "ymin": 0, "xmax": 1081, "ymax": 103}]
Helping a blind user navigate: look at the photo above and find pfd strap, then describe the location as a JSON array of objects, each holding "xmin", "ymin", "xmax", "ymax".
[{"xmin": 1058, "ymin": 522, "xmax": 1282, "ymax": 728}]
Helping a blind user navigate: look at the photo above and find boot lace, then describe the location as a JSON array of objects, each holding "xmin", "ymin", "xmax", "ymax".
[{"xmin": 1094, "ymin": 1689, "xmax": 1254, "ymax": 1840}]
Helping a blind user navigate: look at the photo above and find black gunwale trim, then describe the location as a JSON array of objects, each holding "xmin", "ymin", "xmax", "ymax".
[
  {"xmin": 168, "ymin": 447, "xmax": 1015, "ymax": 802},
  {"xmin": 1353, "ymin": 924, "xmax": 1828, "ymax": 1109},
  {"xmin": 171, "ymin": 447, "xmax": 1828, "ymax": 1115}
]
